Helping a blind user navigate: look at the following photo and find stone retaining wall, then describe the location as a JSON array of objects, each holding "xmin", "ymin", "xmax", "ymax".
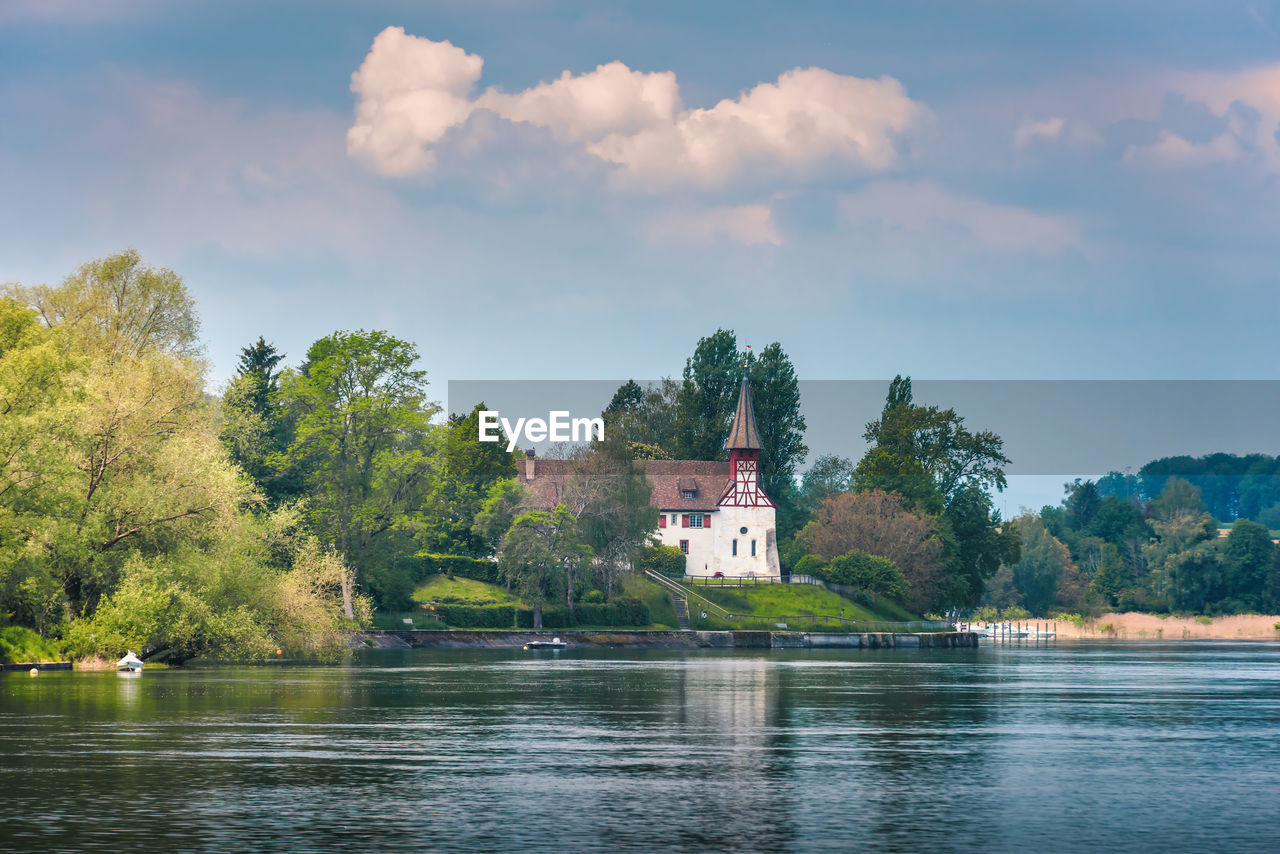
[{"xmin": 361, "ymin": 629, "xmax": 978, "ymax": 650}]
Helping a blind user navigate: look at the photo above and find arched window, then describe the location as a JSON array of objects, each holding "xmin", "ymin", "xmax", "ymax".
[{"xmin": 732, "ymin": 539, "xmax": 738, "ymax": 556}]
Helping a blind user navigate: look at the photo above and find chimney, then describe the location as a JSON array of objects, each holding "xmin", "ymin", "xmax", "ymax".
[{"xmin": 525, "ymin": 448, "xmax": 535, "ymax": 481}]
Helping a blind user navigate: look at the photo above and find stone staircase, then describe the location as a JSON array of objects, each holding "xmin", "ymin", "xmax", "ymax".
[{"xmin": 671, "ymin": 593, "xmax": 691, "ymax": 630}]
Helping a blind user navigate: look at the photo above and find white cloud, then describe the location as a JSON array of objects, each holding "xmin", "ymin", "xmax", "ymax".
[
  {"xmin": 1014, "ymin": 116, "xmax": 1064, "ymax": 147},
  {"xmin": 478, "ymin": 61, "xmax": 681, "ymax": 142},
  {"xmin": 347, "ymin": 27, "xmax": 484, "ymax": 176},
  {"xmin": 1123, "ymin": 130, "xmax": 1241, "ymax": 168},
  {"xmin": 644, "ymin": 204, "xmax": 782, "ymax": 247},
  {"xmin": 346, "ymin": 27, "xmax": 922, "ymax": 186},
  {"xmin": 839, "ymin": 181, "xmax": 1080, "ymax": 255}
]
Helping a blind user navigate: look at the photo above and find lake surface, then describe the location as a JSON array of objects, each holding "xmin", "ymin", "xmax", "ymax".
[{"xmin": 3, "ymin": 643, "xmax": 1279, "ymax": 852}]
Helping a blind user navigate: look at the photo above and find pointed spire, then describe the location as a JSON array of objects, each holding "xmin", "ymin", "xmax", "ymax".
[{"xmin": 724, "ymin": 376, "xmax": 762, "ymax": 450}]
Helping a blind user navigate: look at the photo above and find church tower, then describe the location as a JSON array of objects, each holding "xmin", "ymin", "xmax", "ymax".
[
  {"xmin": 712, "ymin": 376, "xmax": 781, "ymax": 577},
  {"xmin": 719, "ymin": 377, "xmax": 774, "ymax": 509}
]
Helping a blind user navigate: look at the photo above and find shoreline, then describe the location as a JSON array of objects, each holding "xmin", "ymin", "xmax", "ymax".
[
  {"xmin": 361, "ymin": 629, "xmax": 979, "ymax": 650},
  {"xmin": 973, "ymin": 612, "xmax": 1280, "ymax": 641},
  {"xmin": 1055, "ymin": 612, "xmax": 1280, "ymax": 641}
]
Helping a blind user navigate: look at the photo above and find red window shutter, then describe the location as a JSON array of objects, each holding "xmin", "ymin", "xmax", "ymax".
[
  {"xmin": 658, "ymin": 515, "xmax": 666, "ymax": 529},
  {"xmin": 682, "ymin": 514, "xmax": 689, "ymax": 528}
]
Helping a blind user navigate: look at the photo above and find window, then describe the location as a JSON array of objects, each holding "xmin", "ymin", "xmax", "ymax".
[
  {"xmin": 689, "ymin": 514, "xmax": 704, "ymax": 529},
  {"xmin": 671, "ymin": 514, "xmax": 677, "ymax": 526},
  {"xmin": 751, "ymin": 540, "xmax": 757, "ymax": 557},
  {"xmin": 679, "ymin": 540, "xmax": 689, "ymax": 554},
  {"xmin": 732, "ymin": 539, "xmax": 737, "ymax": 556},
  {"xmin": 682, "ymin": 490, "xmax": 696, "ymax": 500}
]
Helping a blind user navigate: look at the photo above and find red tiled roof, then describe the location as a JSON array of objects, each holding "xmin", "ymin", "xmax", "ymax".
[{"xmin": 516, "ymin": 457, "xmax": 730, "ymax": 512}]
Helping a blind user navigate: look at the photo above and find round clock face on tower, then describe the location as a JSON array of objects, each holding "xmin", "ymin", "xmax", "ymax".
[{"xmin": 740, "ymin": 527, "xmax": 748, "ymax": 534}]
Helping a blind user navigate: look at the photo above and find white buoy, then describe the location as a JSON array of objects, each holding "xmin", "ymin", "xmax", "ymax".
[{"xmin": 29, "ymin": 667, "xmax": 38, "ymax": 676}]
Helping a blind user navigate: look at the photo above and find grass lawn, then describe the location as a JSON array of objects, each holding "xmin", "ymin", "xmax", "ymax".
[
  {"xmin": 369, "ymin": 612, "xmax": 447, "ymax": 630},
  {"xmin": 682, "ymin": 582, "xmax": 920, "ymax": 630},
  {"xmin": 622, "ymin": 575, "xmax": 679, "ymax": 630},
  {"xmin": 411, "ymin": 574, "xmax": 520, "ymax": 606}
]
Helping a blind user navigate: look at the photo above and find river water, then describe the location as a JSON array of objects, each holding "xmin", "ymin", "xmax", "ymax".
[{"xmin": 2, "ymin": 643, "xmax": 1279, "ymax": 852}]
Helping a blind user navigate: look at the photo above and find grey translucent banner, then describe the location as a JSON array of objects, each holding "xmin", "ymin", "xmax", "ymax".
[{"xmin": 448, "ymin": 379, "xmax": 1280, "ymax": 475}]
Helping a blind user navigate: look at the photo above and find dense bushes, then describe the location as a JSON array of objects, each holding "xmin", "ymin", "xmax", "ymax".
[
  {"xmin": 424, "ymin": 597, "xmax": 652, "ymax": 629},
  {"xmin": 635, "ymin": 544, "xmax": 686, "ymax": 577},
  {"xmin": 417, "ymin": 553, "xmax": 501, "ymax": 585},
  {"xmin": 0, "ymin": 626, "xmax": 64, "ymax": 664},
  {"xmin": 429, "ymin": 604, "xmax": 517, "ymax": 628},
  {"xmin": 810, "ymin": 550, "xmax": 909, "ymax": 605},
  {"xmin": 516, "ymin": 598, "xmax": 651, "ymax": 629}
]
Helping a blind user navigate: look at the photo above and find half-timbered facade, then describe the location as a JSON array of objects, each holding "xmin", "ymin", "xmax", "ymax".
[{"xmin": 515, "ymin": 377, "xmax": 781, "ymax": 578}]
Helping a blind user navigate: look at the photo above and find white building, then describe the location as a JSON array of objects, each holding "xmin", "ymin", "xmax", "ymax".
[{"xmin": 516, "ymin": 377, "xmax": 781, "ymax": 578}]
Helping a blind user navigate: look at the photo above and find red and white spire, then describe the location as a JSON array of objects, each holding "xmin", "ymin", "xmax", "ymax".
[{"xmin": 718, "ymin": 375, "xmax": 774, "ymax": 508}]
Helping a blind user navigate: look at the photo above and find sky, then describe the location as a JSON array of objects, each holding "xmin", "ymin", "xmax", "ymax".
[{"xmin": 3, "ymin": 1, "xmax": 1279, "ymax": 508}]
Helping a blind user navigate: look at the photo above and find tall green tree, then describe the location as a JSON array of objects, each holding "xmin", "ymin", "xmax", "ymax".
[
  {"xmin": 419, "ymin": 404, "xmax": 517, "ymax": 556},
  {"xmin": 604, "ymin": 331, "xmax": 808, "ymax": 502},
  {"xmin": 1007, "ymin": 514, "xmax": 1074, "ymax": 616},
  {"xmin": 1221, "ymin": 519, "xmax": 1275, "ymax": 608},
  {"xmin": 854, "ymin": 376, "xmax": 1010, "ymax": 515},
  {"xmin": 498, "ymin": 506, "xmax": 592, "ymax": 628},
  {"xmin": 278, "ymin": 330, "xmax": 438, "ymax": 618},
  {"xmin": 220, "ymin": 337, "xmax": 297, "ymax": 504},
  {"xmin": 674, "ymin": 329, "xmax": 741, "ymax": 461},
  {"xmin": 1089, "ymin": 543, "xmax": 1127, "ymax": 608},
  {"xmin": 4, "ymin": 252, "xmax": 249, "ymax": 617},
  {"xmin": 799, "ymin": 454, "xmax": 855, "ymax": 512},
  {"xmin": 746, "ymin": 342, "xmax": 808, "ymax": 502},
  {"xmin": 941, "ymin": 484, "xmax": 1020, "ymax": 609},
  {"xmin": 559, "ymin": 440, "xmax": 658, "ymax": 598},
  {"xmin": 853, "ymin": 376, "xmax": 1016, "ymax": 608}
]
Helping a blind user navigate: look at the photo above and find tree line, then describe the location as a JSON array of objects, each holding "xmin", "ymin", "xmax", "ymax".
[{"xmin": 3, "ymin": 253, "xmax": 1274, "ymax": 659}]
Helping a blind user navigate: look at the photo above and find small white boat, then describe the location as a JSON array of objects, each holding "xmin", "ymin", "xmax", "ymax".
[
  {"xmin": 116, "ymin": 651, "xmax": 144, "ymax": 672},
  {"xmin": 523, "ymin": 637, "xmax": 567, "ymax": 650}
]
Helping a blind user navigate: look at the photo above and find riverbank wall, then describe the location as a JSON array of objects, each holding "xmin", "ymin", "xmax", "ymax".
[{"xmin": 361, "ymin": 629, "xmax": 979, "ymax": 650}]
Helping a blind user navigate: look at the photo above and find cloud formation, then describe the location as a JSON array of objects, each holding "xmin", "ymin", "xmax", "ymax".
[
  {"xmin": 839, "ymin": 181, "xmax": 1081, "ymax": 255},
  {"xmin": 1014, "ymin": 116, "xmax": 1064, "ymax": 147},
  {"xmin": 347, "ymin": 26, "xmax": 922, "ymax": 186}
]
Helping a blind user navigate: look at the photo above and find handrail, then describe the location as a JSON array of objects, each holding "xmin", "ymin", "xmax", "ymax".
[
  {"xmin": 644, "ymin": 570, "xmax": 735, "ymax": 621},
  {"xmin": 643, "ymin": 571, "xmax": 950, "ymax": 633}
]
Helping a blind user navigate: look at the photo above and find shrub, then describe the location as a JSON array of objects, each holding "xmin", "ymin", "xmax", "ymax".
[
  {"xmin": 1195, "ymin": 615, "xmax": 1213, "ymax": 625},
  {"xmin": 635, "ymin": 545, "xmax": 686, "ymax": 577},
  {"xmin": 417, "ymin": 554, "xmax": 501, "ymax": 585},
  {"xmin": 819, "ymin": 551, "xmax": 907, "ymax": 604},
  {"xmin": 582, "ymin": 590, "xmax": 605, "ymax": 604},
  {"xmin": 793, "ymin": 554, "xmax": 828, "ymax": 576},
  {"xmin": 515, "ymin": 598, "xmax": 651, "ymax": 629},
  {"xmin": 431, "ymin": 604, "xmax": 516, "ymax": 629},
  {"xmin": 0, "ymin": 626, "xmax": 64, "ymax": 664},
  {"xmin": 1000, "ymin": 606, "xmax": 1031, "ymax": 621}
]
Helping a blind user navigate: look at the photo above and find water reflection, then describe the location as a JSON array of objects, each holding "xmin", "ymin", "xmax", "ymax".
[{"xmin": 1, "ymin": 645, "xmax": 1279, "ymax": 851}]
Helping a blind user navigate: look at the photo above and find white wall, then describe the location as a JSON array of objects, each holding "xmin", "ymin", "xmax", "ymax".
[
  {"xmin": 655, "ymin": 511, "xmax": 717, "ymax": 575},
  {"xmin": 709, "ymin": 506, "xmax": 779, "ymax": 578}
]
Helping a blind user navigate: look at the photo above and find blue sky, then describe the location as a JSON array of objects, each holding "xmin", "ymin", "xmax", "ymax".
[{"xmin": 3, "ymin": 1, "xmax": 1279, "ymax": 508}]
